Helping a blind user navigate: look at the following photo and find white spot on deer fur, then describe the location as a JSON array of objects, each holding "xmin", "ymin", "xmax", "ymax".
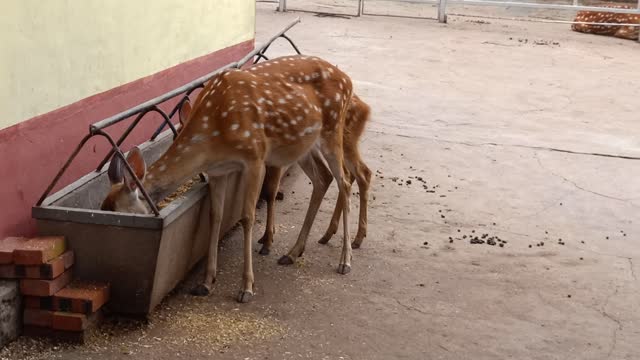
[
  {"xmin": 202, "ymin": 115, "xmax": 210, "ymax": 122},
  {"xmin": 335, "ymin": 93, "xmax": 341, "ymax": 101},
  {"xmin": 278, "ymin": 99, "xmax": 286, "ymax": 104},
  {"xmin": 212, "ymin": 130, "xmax": 220, "ymax": 137},
  {"xmin": 257, "ymin": 98, "xmax": 265, "ymax": 104},
  {"xmin": 304, "ymin": 108, "xmax": 310, "ymax": 114},
  {"xmin": 324, "ymin": 99, "xmax": 331, "ymax": 107},
  {"xmin": 289, "ymin": 77, "xmax": 295, "ymax": 82},
  {"xmin": 243, "ymin": 131, "xmax": 251, "ymax": 138},
  {"xmin": 221, "ymin": 112, "xmax": 228, "ymax": 118},
  {"xmin": 230, "ymin": 123, "xmax": 239, "ymax": 131},
  {"xmin": 285, "ymin": 94, "xmax": 293, "ymax": 100},
  {"xmin": 266, "ymin": 100, "xmax": 274, "ymax": 106},
  {"xmin": 238, "ymin": 81, "xmax": 245, "ymax": 85},
  {"xmin": 147, "ymin": 174, "xmax": 154, "ymax": 180},
  {"xmin": 158, "ymin": 165, "xmax": 167, "ymax": 172},
  {"xmin": 202, "ymin": 123, "xmax": 209, "ymax": 129},
  {"xmin": 265, "ymin": 90, "xmax": 272, "ymax": 95},
  {"xmin": 206, "ymin": 101, "xmax": 212, "ymax": 107}
]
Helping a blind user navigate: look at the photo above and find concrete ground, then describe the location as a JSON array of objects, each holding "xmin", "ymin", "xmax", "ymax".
[{"xmin": 3, "ymin": 2, "xmax": 640, "ymax": 359}]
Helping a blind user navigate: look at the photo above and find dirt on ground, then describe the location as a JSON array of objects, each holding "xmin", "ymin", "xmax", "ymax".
[{"xmin": 3, "ymin": 2, "xmax": 640, "ymax": 359}]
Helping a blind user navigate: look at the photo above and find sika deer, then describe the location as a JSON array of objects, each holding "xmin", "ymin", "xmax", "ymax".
[
  {"xmin": 256, "ymin": 94, "xmax": 372, "ymax": 260},
  {"xmin": 572, "ymin": 4, "xmax": 640, "ymax": 40},
  {"xmin": 101, "ymin": 55, "xmax": 355, "ymax": 303}
]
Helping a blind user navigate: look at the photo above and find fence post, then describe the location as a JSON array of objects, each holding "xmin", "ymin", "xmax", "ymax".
[
  {"xmin": 278, "ymin": 0, "xmax": 287, "ymax": 12},
  {"xmin": 358, "ymin": 0, "xmax": 364, "ymax": 16},
  {"xmin": 438, "ymin": 0, "xmax": 448, "ymax": 23}
]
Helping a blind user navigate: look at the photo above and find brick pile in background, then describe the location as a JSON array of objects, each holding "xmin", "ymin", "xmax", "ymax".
[{"xmin": 0, "ymin": 236, "xmax": 110, "ymax": 343}]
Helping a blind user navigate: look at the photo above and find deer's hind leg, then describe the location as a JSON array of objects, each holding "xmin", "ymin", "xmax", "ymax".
[
  {"xmin": 349, "ymin": 151, "xmax": 372, "ymax": 249},
  {"xmin": 278, "ymin": 149, "xmax": 333, "ymax": 265},
  {"xmin": 257, "ymin": 166, "xmax": 283, "ymax": 256},
  {"xmin": 318, "ymin": 151, "xmax": 372, "ymax": 249},
  {"xmin": 319, "ymin": 138, "xmax": 353, "ymax": 275},
  {"xmin": 237, "ymin": 160, "xmax": 265, "ymax": 303}
]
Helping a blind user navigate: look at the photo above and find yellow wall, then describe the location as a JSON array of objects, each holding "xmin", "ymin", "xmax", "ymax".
[{"xmin": 0, "ymin": 0, "xmax": 255, "ymax": 129}]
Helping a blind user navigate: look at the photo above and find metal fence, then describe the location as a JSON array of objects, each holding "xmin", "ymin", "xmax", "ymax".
[{"xmin": 271, "ymin": 0, "xmax": 640, "ymax": 42}]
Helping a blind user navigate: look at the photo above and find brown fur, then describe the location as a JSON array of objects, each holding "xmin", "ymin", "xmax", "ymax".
[
  {"xmin": 572, "ymin": 4, "xmax": 640, "ymax": 40},
  {"xmin": 99, "ymin": 55, "xmax": 358, "ymax": 303}
]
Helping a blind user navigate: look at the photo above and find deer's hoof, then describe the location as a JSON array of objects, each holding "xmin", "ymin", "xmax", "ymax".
[
  {"xmin": 278, "ymin": 255, "xmax": 294, "ymax": 266},
  {"xmin": 351, "ymin": 241, "xmax": 362, "ymax": 249},
  {"xmin": 190, "ymin": 284, "xmax": 211, "ymax": 297},
  {"xmin": 318, "ymin": 235, "xmax": 331, "ymax": 245},
  {"xmin": 257, "ymin": 236, "xmax": 265, "ymax": 244},
  {"xmin": 337, "ymin": 264, "xmax": 351, "ymax": 275},
  {"xmin": 258, "ymin": 246, "xmax": 270, "ymax": 256},
  {"xmin": 237, "ymin": 290, "xmax": 254, "ymax": 303}
]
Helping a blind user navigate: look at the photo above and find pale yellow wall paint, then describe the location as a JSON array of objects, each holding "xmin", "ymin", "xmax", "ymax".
[{"xmin": 0, "ymin": 0, "xmax": 255, "ymax": 129}]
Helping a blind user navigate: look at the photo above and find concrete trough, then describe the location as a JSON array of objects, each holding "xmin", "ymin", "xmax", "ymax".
[{"xmin": 31, "ymin": 131, "xmax": 245, "ymax": 316}]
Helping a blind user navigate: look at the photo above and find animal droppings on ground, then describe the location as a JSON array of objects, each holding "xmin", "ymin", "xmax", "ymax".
[{"xmin": 449, "ymin": 230, "xmax": 507, "ymax": 248}]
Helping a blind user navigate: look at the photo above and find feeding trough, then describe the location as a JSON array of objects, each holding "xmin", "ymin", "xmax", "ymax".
[{"xmin": 31, "ymin": 19, "xmax": 302, "ymax": 316}]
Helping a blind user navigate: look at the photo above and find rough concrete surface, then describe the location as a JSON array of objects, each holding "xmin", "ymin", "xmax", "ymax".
[
  {"xmin": 0, "ymin": 281, "xmax": 21, "ymax": 348},
  {"xmin": 3, "ymin": 2, "xmax": 639, "ymax": 359}
]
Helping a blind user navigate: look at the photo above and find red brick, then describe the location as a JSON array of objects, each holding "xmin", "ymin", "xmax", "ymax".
[
  {"xmin": 22, "ymin": 325, "xmax": 86, "ymax": 344},
  {"xmin": 53, "ymin": 280, "xmax": 110, "ymax": 314},
  {"xmin": 23, "ymin": 308, "xmax": 54, "ymax": 327},
  {"xmin": 0, "ymin": 237, "xmax": 27, "ymax": 264},
  {"xmin": 13, "ymin": 236, "xmax": 66, "ymax": 265},
  {"xmin": 20, "ymin": 269, "xmax": 73, "ymax": 296},
  {"xmin": 0, "ymin": 264, "xmax": 18, "ymax": 278},
  {"xmin": 51, "ymin": 310, "xmax": 102, "ymax": 332},
  {"xmin": 24, "ymin": 251, "xmax": 74, "ymax": 279},
  {"xmin": 24, "ymin": 296, "xmax": 53, "ymax": 310}
]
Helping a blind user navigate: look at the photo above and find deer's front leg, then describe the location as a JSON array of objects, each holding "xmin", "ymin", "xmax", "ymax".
[
  {"xmin": 237, "ymin": 161, "xmax": 264, "ymax": 303},
  {"xmin": 257, "ymin": 166, "xmax": 283, "ymax": 256},
  {"xmin": 191, "ymin": 175, "xmax": 227, "ymax": 296}
]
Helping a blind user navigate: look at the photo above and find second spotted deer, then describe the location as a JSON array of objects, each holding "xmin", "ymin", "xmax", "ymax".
[
  {"xmin": 572, "ymin": 4, "xmax": 640, "ymax": 40},
  {"xmin": 101, "ymin": 55, "xmax": 356, "ymax": 303}
]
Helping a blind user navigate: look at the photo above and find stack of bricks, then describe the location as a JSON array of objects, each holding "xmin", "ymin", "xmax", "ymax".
[{"xmin": 0, "ymin": 236, "xmax": 110, "ymax": 343}]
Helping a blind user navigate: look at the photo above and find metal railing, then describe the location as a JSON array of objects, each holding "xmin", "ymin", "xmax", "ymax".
[
  {"xmin": 36, "ymin": 18, "xmax": 303, "ymax": 216},
  {"xmin": 273, "ymin": 0, "xmax": 640, "ymax": 42}
]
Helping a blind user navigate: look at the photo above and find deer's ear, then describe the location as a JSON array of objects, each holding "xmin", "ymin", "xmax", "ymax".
[
  {"xmin": 178, "ymin": 100, "xmax": 192, "ymax": 130},
  {"xmin": 124, "ymin": 147, "xmax": 146, "ymax": 190},
  {"xmin": 107, "ymin": 153, "xmax": 124, "ymax": 185}
]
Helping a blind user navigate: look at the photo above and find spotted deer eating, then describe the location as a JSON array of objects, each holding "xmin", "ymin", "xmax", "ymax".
[
  {"xmin": 571, "ymin": 4, "xmax": 640, "ymax": 40},
  {"xmin": 101, "ymin": 55, "xmax": 356, "ymax": 303}
]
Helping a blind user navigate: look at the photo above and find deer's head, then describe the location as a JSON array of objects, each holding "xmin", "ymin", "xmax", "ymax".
[
  {"xmin": 100, "ymin": 146, "xmax": 149, "ymax": 214},
  {"xmin": 100, "ymin": 100, "xmax": 194, "ymax": 214}
]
